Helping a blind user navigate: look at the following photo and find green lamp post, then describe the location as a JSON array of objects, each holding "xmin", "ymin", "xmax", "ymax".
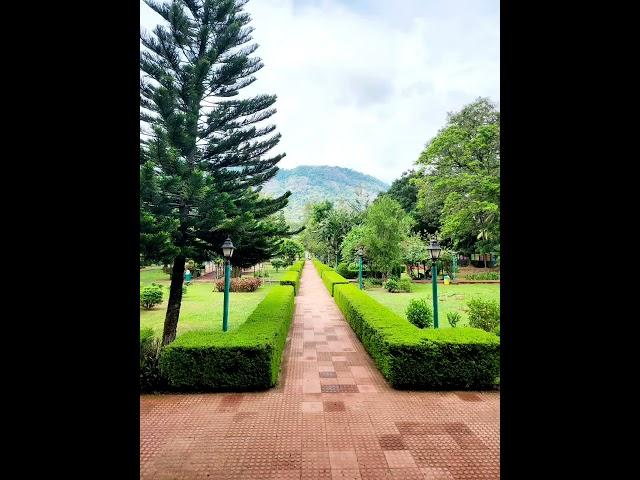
[
  {"xmin": 221, "ymin": 236, "xmax": 235, "ymax": 332},
  {"xmin": 428, "ymin": 238, "xmax": 442, "ymax": 328},
  {"xmin": 357, "ymin": 247, "xmax": 364, "ymax": 290}
]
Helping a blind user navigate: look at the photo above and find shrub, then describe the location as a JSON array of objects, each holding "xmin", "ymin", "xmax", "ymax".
[
  {"xmin": 384, "ymin": 278, "xmax": 400, "ymax": 292},
  {"xmin": 140, "ymin": 285, "xmax": 163, "ymax": 309},
  {"xmin": 465, "ymin": 272, "xmax": 500, "ymax": 280},
  {"xmin": 447, "ymin": 311, "xmax": 462, "ymax": 328},
  {"xmin": 160, "ymin": 285, "xmax": 296, "ymax": 391},
  {"xmin": 467, "ymin": 298, "xmax": 500, "ymax": 333},
  {"xmin": 398, "ymin": 278, "xmax": 413, "ymax": 292},
  {"xmin": 365, "ymin": 277, "xmax": 383, "ymax": 287},
  {"xmin": 333, "ymin": 283, "xmax": 499, "ymax": 389},
  {"xmin": 321, "ymin": 270, "xmax": 350, "ymax": 296},
  {"xmin": 336, "ymin": 262, "xmax": 358, "ymax": 279},
  {"xmin": 406, "ymin": 298, "xmax": 433, "ymax": 328},
  {"xmin": 271, "ymin": 258, "xmax": 286, "ymax": 271},
  {"xmin": 140, "ymin": 329, "xmax": 164, "ymax": 392},
  {"xmin": 214, "ymin": 277, "xmax": 262, "ymax": 292},
  {"xmin": 494, "ymin": 324, "xmax": 500, "ymax": 337}
]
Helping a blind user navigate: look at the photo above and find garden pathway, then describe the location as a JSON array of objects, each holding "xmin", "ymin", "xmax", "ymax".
[{"xmin": 140, "ymin": 261, "xmax": 500, "ymax": 479}]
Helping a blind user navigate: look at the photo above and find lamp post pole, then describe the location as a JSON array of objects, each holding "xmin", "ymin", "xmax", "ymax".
[
  {"xmin": 428, "ymin": 238, "xmax": 441, "ymax": 329},
  {"xmin": 223, "ymin": 257, "xmax": 230, "ymax": 332},
  {"xmin": 431, "ymin": 261, "xmax": 439, "ymax": 328},
  {"xmin": 221, "ymin": 237, "xmax": 235, "ymax": 332},
  {"xmin": 357, "ymin": 248, "xmax": 363, "ymax": 290}
]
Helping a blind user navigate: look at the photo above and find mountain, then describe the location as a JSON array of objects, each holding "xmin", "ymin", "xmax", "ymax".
[{"xmin": 262, "ymin": 165, "xmax": 389, "ymax": 224}]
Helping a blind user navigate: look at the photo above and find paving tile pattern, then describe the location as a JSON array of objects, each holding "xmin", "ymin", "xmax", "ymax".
[{"xmin": 141, "ymin": 261, "xmax": 500, "ymax": 479}]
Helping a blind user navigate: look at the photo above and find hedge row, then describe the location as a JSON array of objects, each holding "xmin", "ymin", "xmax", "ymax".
[
  {"xmin": 159, "ymin": 285, "xmax": 296, "ymax": 391},
  {"xmin": 311, "ymin": 258, "xmax": 332, "ymax": 275},
  {"xmin": 313, "ymin": 259, "xmax": 349, "ymax": 296},
  {"xmin": 280, "ymin": 260, "xmax": 305, "ymax": 294},
  {"xmin": 333, "ymin": 283, "xmax": 500, "ymax": 389},
  {"xmin": 289, "ymin": 260, "xmax": 304, "ymax": 272}
]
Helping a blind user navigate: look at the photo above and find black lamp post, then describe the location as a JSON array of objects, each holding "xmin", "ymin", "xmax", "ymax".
[
  {"xmin": 427, "ymin": 238, "xmax": 442, "ymax": 328},
  {"xmin": 221, "ymin": 237, "xmax": 235, "ymax": 332}
]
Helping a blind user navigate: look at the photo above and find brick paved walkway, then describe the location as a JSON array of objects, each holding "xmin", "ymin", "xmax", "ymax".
[{"xmin": 141, "ymin": 261, "xmax": 500, "ymax": 479}]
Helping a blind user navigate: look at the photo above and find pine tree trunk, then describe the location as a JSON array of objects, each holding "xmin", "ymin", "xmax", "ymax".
[{"xmin": 162, "ymin": 255, "xmax": 185, "ymax": 346}]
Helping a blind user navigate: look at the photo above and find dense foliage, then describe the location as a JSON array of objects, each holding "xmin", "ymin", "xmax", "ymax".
[{"xmin": 414, "ymin": 98, "xmax": 500, "ymax": 257}]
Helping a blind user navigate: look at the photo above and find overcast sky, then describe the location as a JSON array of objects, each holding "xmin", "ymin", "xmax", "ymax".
[{"xmin": 140, "ymin": 0, "xmax": 499, "ymax": 183}]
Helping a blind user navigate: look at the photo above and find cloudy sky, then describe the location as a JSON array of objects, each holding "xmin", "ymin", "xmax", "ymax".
[{"xmin": 140, "ymin": 0, "xmax": 499, "ymax": 184}]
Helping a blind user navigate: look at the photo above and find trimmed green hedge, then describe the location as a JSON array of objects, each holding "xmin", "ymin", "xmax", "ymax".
[
  {"xmin": 312, "ymin": 259, "xmax": 348, "ymax": 296},
  {"xmin": 289, "ymin": 260, "xmax": 304, "ymax": 272},
  {"xmin": 333, "ymin": 283, "xmax": 499, "ymax": 389},
  {"xmin": 312, "ymin": 258, "xmax": 333, "ymax": 275},
  {"xmin": 160, "ymin": 285, "xmax": 296, "ymax": 391},
  {"xmin": 322, "ymin": 270, "xmax": 350, "ymax": 297},
  {"xmin": 280, "ymin": 261, "xmax": 304, "ymax": 294}
]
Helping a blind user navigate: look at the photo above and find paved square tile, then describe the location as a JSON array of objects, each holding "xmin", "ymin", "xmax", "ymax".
[
  {"xmin": 302, "ymin": 401, "xmax": 324, "ymax": 413},
  {"xmin": 383, "ymin": 450, "xmax": 418, "ymax": 469},
  {"xmin": 329, "ymin": 451, "xmax": 358, "ymax": 470}
]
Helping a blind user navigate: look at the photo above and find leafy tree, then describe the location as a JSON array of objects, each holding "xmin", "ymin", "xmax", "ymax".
[
  {"xmin": 400, "ymin": 234, "xmax": 429, "ymax": 278},
  {"xmin": 300, "ymin": 201, "xmax": 361, "ymax": 266},
  {"xmin": 278, "ymin": 238, "xmax": 304, "ymax": 266},
  {"xmin": 270, "ymin": 258, "xmax": 285, "ymax": 271},
  {"xmin": 415, "ymin": 97, "xmax": 500, "ymax": 257},
  {"xmin": 360, "ymin": 197, "xmax": 410, "ymax": 278},
  {"xmin": 140, "ymin": 0, "xmax": 291, "ymax": 345}
]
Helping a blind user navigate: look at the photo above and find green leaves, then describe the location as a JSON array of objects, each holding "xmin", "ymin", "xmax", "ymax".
[{"xmin": 414, "ymin": 97, "xmax": 500, "ymax": 254}]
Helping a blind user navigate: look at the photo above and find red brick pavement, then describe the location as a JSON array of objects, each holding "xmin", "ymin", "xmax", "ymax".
[{"xmin": 140, "ymin": 261, "xmax": 500, "ymax": 479}]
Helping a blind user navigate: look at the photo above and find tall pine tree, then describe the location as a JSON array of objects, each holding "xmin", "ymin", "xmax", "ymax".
[{"xmin": 140, "ymin": 0, "xmax": 291, "ymax": 345}]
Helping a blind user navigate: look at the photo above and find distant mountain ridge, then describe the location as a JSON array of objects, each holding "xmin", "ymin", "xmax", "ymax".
[{"xmin": 262, "ymin": 165, "xmax": 389, "ymax": 224}]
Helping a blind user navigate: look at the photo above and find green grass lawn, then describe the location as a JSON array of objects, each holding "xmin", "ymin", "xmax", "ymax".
[
  {"xmin": 140, "ymin": 267, "xmax": 277, "ymax": 336},
  {"xmin": 140, "ymin": 266, "xmax": 170, "ymax": 284},
  {"xmin": 365, "ymin": 282, "xmax": 500, "ymax": 328}
]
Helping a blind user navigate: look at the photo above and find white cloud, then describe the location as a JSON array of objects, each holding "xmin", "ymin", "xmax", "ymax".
[{"xmin": 140, "ymin": 0, "xmax": 499, "ymax": 183}]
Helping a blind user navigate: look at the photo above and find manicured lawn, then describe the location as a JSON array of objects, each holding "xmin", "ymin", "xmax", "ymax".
[
  {"xmin": 140, "ymin": 266, "xmax": 170, "ymax": 284},
  {"xmin": 365, "ymin": 282, "xmax": 500, "ymax": 328},
  {"xmin": 140, "ymin": 279, "xmax": 277, "ymax": 337}
]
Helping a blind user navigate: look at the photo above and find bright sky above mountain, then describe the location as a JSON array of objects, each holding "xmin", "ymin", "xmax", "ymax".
[{"xmin": 140, "ymin": 0, "xmax": 499, "ymax": 183}]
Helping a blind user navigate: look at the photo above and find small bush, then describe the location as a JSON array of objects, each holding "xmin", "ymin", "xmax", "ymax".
[
  {"xmin": 214, "ymin": 277, "xmax": 262, "ymax": 292},
  {"xmin": 140, "ymin": 285, "xmax": 163, "ymax": 309},
  {"xmin": 467, "ymin": 298, "xmax": 500, "ymax": 332},
  {"xmin": 465, "ymin": 272, "xmax": 500, "ymax": 280},
  {"xmin": 384, "ymin": 278, "xmax": 400, "ymax": 292},
  {"xmin": 398, "ymin": 278, "xmax": 413, "ymax": 292},
  {"xmin": 140, "ymin": 329, "xmax": 164, "ymax": 392},
  {"xmin": 336, "ymin": 262, "xmax": 358, "ymax": 279},
  {"xmin": 406, "ymin": 299, "xmax": 433, "ymax": 328},
  {"xmin": 365, "ymin": 277, "xmax": 383, "ymax": 286},
  {"xmin": 447, "ymin": 311, "xmax": 461, "ymax": 328},
  {"xmin": 494, "ymin": 324, "xmax": 500, "ymax": 337}
]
